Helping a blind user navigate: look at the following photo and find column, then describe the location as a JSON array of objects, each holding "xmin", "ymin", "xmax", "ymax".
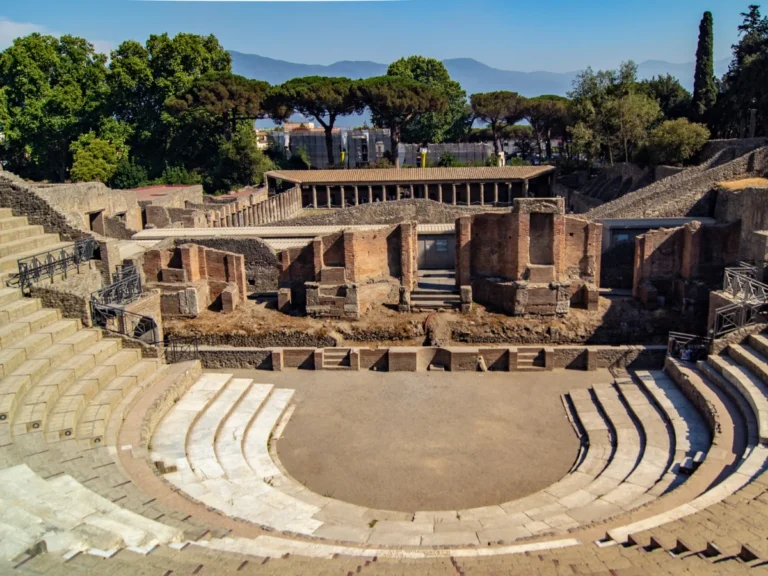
[
  {"xmin": 480, "ymin": 183, "xmax": 485, "ymax": 206},
  {"xmin": 340, "ymin": 185, "xmax": 345, "ymax": 209},
  {"xmin": 382, "ymin": 184, "xmax": 387, "ymax": 202},
  {"xmin": 409, "ymin": 184, "xmax": 414, "ymax": 199},
  {"xmin": 438, "ymin": 183, "xmax": 443, "ymax": 203},
  {"xmin": 494, "ymin": 182, "xmax": 499, "ymax": 204},
  {"xmin": 523, "ymin": 179, "xmax": 529, "ymax": 198},
  {"xmin": 506, "ymin": 182, "xmax": 512, "ymax": 203},
  {"xmin": 354, "ymin": 186, "xmax": 359, "ymax": 206},
  {"xmin": 397, "ymin": 185, "xmax": 401, "ymax": 201},
  {"xmin": 452, "ymin": 183, "xmax": 457, "ymax": 205},
  {"xmin": 312, "ymin": 186, "xmax": 318, "ymax": 209}
]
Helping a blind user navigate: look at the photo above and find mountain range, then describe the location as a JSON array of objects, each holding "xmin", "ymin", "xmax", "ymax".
[{"xmin": 232, "ymin": 52, "xmax": 731, "ymax": 127}]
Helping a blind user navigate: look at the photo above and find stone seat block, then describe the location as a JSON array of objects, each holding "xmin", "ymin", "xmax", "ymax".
[
  {"xmin": 0, "ymin": 224, "xmax": 45, "ymax": 244},
  {"xmin": 0, "ymin": 216, "xmax": 30, "ymax": 231},
  {"xmin": 0, "ymin": 233, "xmax": 61, "ymax": 259},
  {"xmin": 100, "ymin": 349, "xmax": 142, "ymax": 374},
  {"xmin": 0, "ymin": 298, "xmax": 41, "ymax": 327},
  {"xmin": 0, "ymin": 346, "xmax": 28, "ymax": 378},
  {"xmin": 0, "ymin": 241, "xmax": 71, "ymax": 273},
  {"xmin": 0, "ymin": 288, "xmax": 22, "ymax": 308}
]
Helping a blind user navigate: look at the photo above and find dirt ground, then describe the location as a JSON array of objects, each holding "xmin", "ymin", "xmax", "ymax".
[
  {"xmin": 166, "ymin": 294, "xmax": 698, "ymax": 348},
  {"xmin": 221, "ymin": 368, "xmax": 612, "ymax": 512}
]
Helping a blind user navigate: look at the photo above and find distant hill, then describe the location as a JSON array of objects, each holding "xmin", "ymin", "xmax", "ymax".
[{"xmin": 234, "ymin": 52, "xmax": 731, "ymax": 127}]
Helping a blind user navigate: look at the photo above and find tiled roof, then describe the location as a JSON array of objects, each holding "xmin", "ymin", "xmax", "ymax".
[{"xmin": 265, "ymin": 166, "xmax": 555, "ymax": 185}]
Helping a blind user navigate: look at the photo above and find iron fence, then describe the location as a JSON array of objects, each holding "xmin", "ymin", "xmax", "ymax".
[
  {"xmin": 90, "ymin": 301, "xmax": 198, "ymax": 363},
  {"xmin": 112, "ymin": 263, "xmax": 137, "ymax": 284},
  {"xmin": 723, "ymin": 269, "xmax": 768, "ymax": 303},
  {"xmin": 712, "ymin": 301, "xmax": 767, "ymax": 339},
  {"xmin": 12, "ymin": 237, "xmax": 96, "ymax": 293},
  {"xmin": 667, "ymin": 331, "xmax": 712, "ymax": 361},
  {"xmin": 91, "ymin": 272, "xmax": 142, "ymax": 306}
]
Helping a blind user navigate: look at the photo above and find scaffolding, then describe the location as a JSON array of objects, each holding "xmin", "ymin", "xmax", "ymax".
[
  {"xmin": 399, "ymin": 143, "xmax": 495, "ymax": 168},
  {"xmin": 268, "ymin": 129, "xmax": 391, "ymax": 169}
]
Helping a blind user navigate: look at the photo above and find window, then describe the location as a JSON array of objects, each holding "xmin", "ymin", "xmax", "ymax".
[{"xmin": 436, "ymin": 239, "xmax": 448, "ymax": 252}]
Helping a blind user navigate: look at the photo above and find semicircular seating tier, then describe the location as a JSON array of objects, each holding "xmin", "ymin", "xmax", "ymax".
[{"xmin": 0, "ymin": 207, "xmax": 768, "ymax": 573}]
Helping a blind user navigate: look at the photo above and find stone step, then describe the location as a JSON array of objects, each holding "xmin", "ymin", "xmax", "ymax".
[
  {"xmin": 0, "ymin": 298, "xmax": 41, "ymax": 327},
  {"xmin": 708, "ymin": 353, "xmax": 768, "ymax": 445},
  {"xmin": 11, "ymin": 339, "xmax": 123, "ymax": 436},
  {"xmin": 215, "ymin": 383, "xmax": 274, "ymax": 480},
  {"xmin": 0, "ymin": 208, "xmax": 14, "ymax": 219},
  {"xmin": 0, "ymin": 287, "xmax": 22, "ymax": 308},
  {"xmin": 187, "ymin": 378, "xmax": 253, "ymax": 481},
  {"xmin": 749, "ymin": 333, "xmax": 768, "ymax": 359},
  {"xmin": 0, "ymin": 329, "xmax": 102, "ymax": 426},
  {"xmin": 0, "ymin": 463, "xmax": 183, "ymax": 559},
  {"xmin": 0, "ymin": 308, "xmax": 61, "ymax": 348},
  {"xmin": 728, "ymin": 344, "xmax": 768, "ymax": 390},
  {"xmin": 635, "ymin": 371, "xmax": 710, "ymax": 478},
  {"xmin": 0, "ymin": 224, "xmax": 45, "ymax": 245},
  {"xmin": 0, "ymin": 216, "xmax": 29, "ymax": 231},
  {"xmin": 0, "ymin": 234, "xmax": 61, "ymax": 260},
  {"xmin": 151, "ymin": 373, "xmax": 233, "ymax": 468},
  {"xmin": 242, "ymin": 388, "xmax": 295, "ymax": 478},
  {"xmin": 45, "ymin": 349, "xmax": 143, "ymax": 441},
  {"xmin": 0, "ymin": 320, "xmax": 82, "ymax": 379},
  {"xmin": 0, "ymin": 241, "xmax": 71, "ymax": 273},
  {"xmin": 77, "ymin": 359, "xmax": 164, "ymax": 445}
]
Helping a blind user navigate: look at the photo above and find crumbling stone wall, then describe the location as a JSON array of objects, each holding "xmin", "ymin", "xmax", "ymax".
[
  {"xmin": 0, "ymin": 172, "xmax": 90, "ymax": 241},
  {"xmin": 588, "ymin": 146, "xmax": 768, "ymax": 219},
  {"xmin": 714, "ymin": 185, "xmax": 768, "ymax": 265},
  {"xmin": 170, "ymin": 236, "xmax": 277, "ymax": 293},
  {"xmin": 135, "ymin": 185, "xmax": 203, "ymax": 209},
  {"xmin": 29, "ymin": 266, "xmax": 103, "ymax": 327},
  {"xmin": 633, "ymin": 221, "xmax": 740, "ymax": 309},
  {"xmin": 457, "ymin": 198, "xmax": 601, "ymax": 316}
]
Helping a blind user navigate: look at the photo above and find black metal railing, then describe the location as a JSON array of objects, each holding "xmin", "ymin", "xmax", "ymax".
[
  {"xmin": 12, "ymin": 237, "xmax": 96, "ymax": 293},
  {"xmin": 712, "ymin": 301, "xmax": 768, "ymax": 339},
  {"xmin": 91, "ymin": 271, "xmax": 142, "ymax": 306},
  {"xmin": 112, "ymin": 263, "xmax": 137, "ymax": 284},
  {"xmin": 667, "ymin": 331, "xmax": 712, "ymax": 361},
  {"xmin": 90, "ymin": 301, "xmax": 199, "ymax": 363}
]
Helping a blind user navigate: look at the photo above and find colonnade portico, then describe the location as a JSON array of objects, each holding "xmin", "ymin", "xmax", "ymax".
[{"xmin": 264, "ymin": 166, "xmax": 556, "ymax": 210}]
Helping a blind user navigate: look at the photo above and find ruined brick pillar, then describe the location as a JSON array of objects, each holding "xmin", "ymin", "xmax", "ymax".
[
  {"xmin": 456, "ymin": 216, "xmax": 472, "ymax": 288},
  {"xmin": 179, "ymin": 244, "xmax": 202, "ymax": 282},
  {"xmin": 399, "ymin": 222, "xmax": 418, "ymax": 291},
  {"xmin": 312, "ymin": 237, "xmax": 324, "ymax": 279}
]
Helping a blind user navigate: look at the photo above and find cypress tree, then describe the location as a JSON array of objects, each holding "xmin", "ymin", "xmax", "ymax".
[{"xmin": 692, "ymin": 11, "xmax": 717, "ymax": 120}]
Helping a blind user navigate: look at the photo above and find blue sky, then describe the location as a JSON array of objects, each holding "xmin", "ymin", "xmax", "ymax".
[{"xmin": 0, "ymin": 0, "xmax": 747, "ymax": 72}]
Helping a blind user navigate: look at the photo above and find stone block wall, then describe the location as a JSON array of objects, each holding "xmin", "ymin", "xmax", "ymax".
[
  {"xmin": 457, "ymin": 198, "xmax": 600, "ymax": 316},
  {"xmin": 136, "ymin": 185, "xmax": 203, "ymax": 209},
  {"xmin": 633, "ymin": 221, "xmax": 740, "ymax": 309},
  {"xmin": 29, "ymin": 266, "xmax": 103, "ymax": 327}
]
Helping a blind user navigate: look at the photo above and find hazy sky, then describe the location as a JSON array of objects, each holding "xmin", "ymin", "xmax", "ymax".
[{"xmin": 0, "ymin": 0, "xmax": 747, "ymax": 72}]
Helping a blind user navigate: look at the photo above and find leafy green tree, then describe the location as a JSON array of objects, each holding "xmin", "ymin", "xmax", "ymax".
[
  {"xmin": 264, "ymin": 76, "xmax": 362, "ymax": 166},
  {"xmin": 606, "ymin": 93, "xmax": 661, "ymax": 162},
  {"xmin": 692, "ymin": 12, "xmax": 717, "ymax": 120},
  {"xmin": 357, "ymin": 76, "xmax": 446, "ymax": 166},
  {"xmin": 0, "ymin": 34, "xmax": 109, "ymax": 181},
  {"xmin": 168, "ymin": 72, "xmax": 270, "ymax": 139},
  {"xmin": 111, "ymin": 159, "xmax": 149, "ymax": 189},
  {"xmin": 385, "ymin": 56, "xmax": 469, "ymax": 143},
  {"xmin": 713, "ymin": 5, "xmax": 768, "ymax": 137},
  {"xmin": 645, "ymin": 118, "xmax": 711, "ymax": 166},
  {"xmin": 638, "ymin": 75, "xmax": 692, "ymax": 120},
  {"xmin": 70, "ymin": 139, "xmax": 120, "ymax": 183},
  {"xmin": 470, "ymin": 91, "xmax": 527, "ymax": 156},
  {"xmin": 524, "ymin": 95, "xmax": 571, "ymax": 160},
  {"xmin": 107, "ymin": 33, "xmax": 231, "ymax": 175},
  {"xmin": 207, "ymin": 124, "xmax": 274, "ymax": 194}
]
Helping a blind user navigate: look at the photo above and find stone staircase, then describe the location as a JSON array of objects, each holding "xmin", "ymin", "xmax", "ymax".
[
  {"xmin": 517, "ymin": 348, "xmax": 546, "ymax": 371},
  {"xmin": 411, "ymin": 270, "xmax": 460, "ymax": 311},
  {"xmin": 0, "ymin": 208, "xmax": 73, "ymax": 286},
  {"xmin": 323, "ymin": 348, "xmax": 351, "ymax": 369}
]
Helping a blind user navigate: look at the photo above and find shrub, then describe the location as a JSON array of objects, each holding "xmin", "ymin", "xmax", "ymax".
[
  {"xmin": 645, "ymin": 118, "xmax": 710, "ymax": 166},
  {"xmin": 70, "ymin": 139, "xmax": 119, "ymax": 183},
  {"xmin": 110, "ymin": 159, "xmax": 149, "ymax": 189}
]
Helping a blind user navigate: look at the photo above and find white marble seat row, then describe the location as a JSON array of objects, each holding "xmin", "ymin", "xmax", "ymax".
[{"xmin": 150, "ymin": 373, "xmax": 703, "ymax": 546}]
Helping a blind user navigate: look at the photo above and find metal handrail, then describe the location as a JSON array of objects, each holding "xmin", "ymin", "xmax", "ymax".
[
  {"xmin": 723, "ymin": 269, "xmax": 768, "ymax": 303},
  {"xmin": 11, "ymin": 237, "xmax": 96, "ymax": 293},
  {"xmin": 92, "ymin": 271, "xmax": 142, "ymax": 306},
  {"xmin": 667, "ymin": 331, "xmax": 712, "ymax": 361},
  {"xmin": 90, "ymin": 301, "xmax": 199, "ymax": 363}
]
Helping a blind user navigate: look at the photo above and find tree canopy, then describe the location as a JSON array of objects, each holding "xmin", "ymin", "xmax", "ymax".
[
  {"xmin": 638, "ymin": 75, "xmax": 692, "ymax": 120},
  {"xmin": 470, "ymin": 91, "xmax": 527, "ymax": 156},
  {"xmin": 357, "ymin": 76, "xmax": 447, "ymax": 166},
  {"xmin": 385, "ymin": 56, "xmax": 470, "ymax": 144},
  {"xmin": 264, "ymin": 76, "xmax": 363, "ymax": 166},
  {"xmin": 692, "ymin": 11, "xmax": 718, "ymax": 120},
  {"xmin": 645, "ymin": 118, "xmax": 711, "ymax": 166},
  {"xmin": 524, "ymin": 95, "xmax": 570, "ymax": 160}
]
